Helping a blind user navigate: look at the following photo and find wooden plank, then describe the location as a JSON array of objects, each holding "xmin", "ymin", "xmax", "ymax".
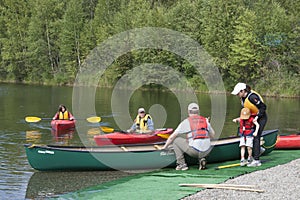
[
  {"xmin": 179, "ymin": 183, "xmax": 256, "ymax": 188},
  {"xmin": 179, "ymin": 183, "xmax": 264, "ymax": 193}
]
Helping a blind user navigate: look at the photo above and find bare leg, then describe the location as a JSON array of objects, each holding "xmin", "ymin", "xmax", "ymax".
[
  {"xmin": 240, "ymin": 146, "xmax": 245, "ymax": 160},
  {"xmin": 247, "ymin": 146, "xmax": 253, "ymax": 160}
]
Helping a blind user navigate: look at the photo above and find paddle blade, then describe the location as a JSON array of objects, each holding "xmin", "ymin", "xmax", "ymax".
[
  {"xmin": 100, "ymin": 126, "xmax": 114, "ymax": 133},
  {"xmin": 86, "ymin": 116, "xmax": 101, "ymax": 123},
  {"xmin": 157, "ymin": 134, "xmax": 170, "ymax": 139},
  {"xmin": 25, "ymin": 117, "xmax": 42, "ymax": 123}
]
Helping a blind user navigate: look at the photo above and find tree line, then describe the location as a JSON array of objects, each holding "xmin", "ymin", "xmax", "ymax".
[{"xmin": 0, "ymin": 0, "xmax": 299, "ymax": 97}]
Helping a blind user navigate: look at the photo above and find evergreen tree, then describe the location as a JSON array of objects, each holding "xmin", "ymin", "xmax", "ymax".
[
  {"xmin": 79, "ymin": 0, "xmax": 98, "ymax": 57},
  {"xmin": 228, "ymin": 9, "xmax": 260, "ymax": 83},
  {"xmin": 0, "ymin": 1, "xmax": 7, "ymax": 78},
  {"xmin": 26, "ymin": 0, "xmax": 66, "ymax": 83},
  {"xmin": 93, "ymin": 0, "xmax": 122, "ymax": 43},
  {"xmin": 198, "ymin": 0, "xmax": 244, "ymax": 73},
  {"xmin": 59, "ymin": 0, "xmax": 85, "ymax": 84},
  {"xmin": 0, "ymin": 0, "xmax": 30, "ymax": 81}
]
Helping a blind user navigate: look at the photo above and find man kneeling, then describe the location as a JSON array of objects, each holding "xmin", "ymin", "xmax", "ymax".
[{"xmin": 162, "ymin": 103, "xmax": 215, "ymax": 170}]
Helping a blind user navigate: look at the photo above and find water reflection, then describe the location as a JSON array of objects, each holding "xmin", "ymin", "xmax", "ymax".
[
  {"xmin": 26, "ymin": 131, "xmax": 42, "ymax": 143},
  {"xmin": 87, "ymin": 127, "xmax": 101, "ymax": 136},
  {"xmin": 51, "ymin": 129, "xmax": 74, "ymax": 145},
  {"xmin": 25, "ymin": 171, "xmax": 133, "ymax": 199}
]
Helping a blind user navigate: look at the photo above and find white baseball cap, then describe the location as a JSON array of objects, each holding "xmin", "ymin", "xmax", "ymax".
[
  {"xmin": 231, "ymin": 83, "xmax": 246, "ymax": 95},
  {"xmin": 138, "ymin": 108, "xmax": 145, "ymax": 113},
  {"xmin": 188, "ymin": 103, "xmax": 199, "ymax": 111}
]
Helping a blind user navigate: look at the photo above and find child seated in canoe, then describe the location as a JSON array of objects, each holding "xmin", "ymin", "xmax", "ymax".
[
  {"xmin": 233, "ymin": 108, "xmax": 259, "ymax": 166},
  {"xmin": 53, "ymin": 104, "xmax": 74, "ymax": 120}
]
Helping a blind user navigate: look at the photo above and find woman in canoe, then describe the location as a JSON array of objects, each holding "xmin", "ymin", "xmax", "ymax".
[
  {"xmin": 127, "ymin": 107, "xmax": 154, "ymax": 133},
  {"xmin": 162, "ymin": 103, "xmax": 215, "ymax": 170},
  {"xmin": 52, "ymin": 104, "xmax": 74, "ymax": 121},
  {"xmin": 231, "ymin": 83, "xmax": 267, "ymax": 167}
]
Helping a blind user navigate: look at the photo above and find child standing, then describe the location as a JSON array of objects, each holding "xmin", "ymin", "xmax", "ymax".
[{"xmin": 233, "ymin": 108, "xmax": 259, "ymax": 166}]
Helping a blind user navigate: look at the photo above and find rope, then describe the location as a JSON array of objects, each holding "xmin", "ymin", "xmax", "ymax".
[{"xmin": 262, "ymin": 134, "xmax": 279, "ymax": 149}]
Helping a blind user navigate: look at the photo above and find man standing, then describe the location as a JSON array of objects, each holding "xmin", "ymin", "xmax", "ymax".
[{"xmin": 162, "ymin": 103, "xmax": 215, "ymax": 170}]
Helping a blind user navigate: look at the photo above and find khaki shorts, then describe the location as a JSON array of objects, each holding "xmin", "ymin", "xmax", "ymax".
[{"xmin": 239, "ymin": 136, "xmax": 253, "ymax": 147}]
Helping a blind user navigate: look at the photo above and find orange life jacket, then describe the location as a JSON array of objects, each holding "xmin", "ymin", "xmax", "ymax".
[
  {"xmin": 239, "ymin": 116, "xmax": 255, "ymax": 136},
  {"xmin": 188, "ymin": 116, "xmax": 209, "ymax": 139}
]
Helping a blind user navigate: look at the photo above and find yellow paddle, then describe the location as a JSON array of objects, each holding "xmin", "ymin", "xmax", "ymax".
[
  {"xmin": 215, "ymin": 163, "xmax": 240, "ymax": 170},
  {"xmin": 86, "ymin": 116, "xmax": 101, "ymax": 123},
  {"xmin": 156, "ymin": 133, "xmax": 170, "ymax": 139},
  {"xmin": 100, "ymin": 126, "xmax": 130, "ymax": 133},
  {"xmin": 25, "ymin": 117, "xmax": 51, "ymax": 122},
  {"xmin": 100, "ymin": 126, "xmax": 115, "ymax": 133},
  {"xmin": 25, "ymin": 116, "xmax": 101, "ymax": 123}
]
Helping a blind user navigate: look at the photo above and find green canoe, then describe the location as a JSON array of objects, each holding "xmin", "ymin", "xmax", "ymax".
[{"xmin": 24, "ymin": 129, "xmax": 278, "ymax": 171}]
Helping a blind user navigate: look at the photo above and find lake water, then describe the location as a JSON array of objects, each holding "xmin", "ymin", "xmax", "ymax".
[{"xmin": 0, "ymin": 83, "xmax": 299, "ymax": 199}]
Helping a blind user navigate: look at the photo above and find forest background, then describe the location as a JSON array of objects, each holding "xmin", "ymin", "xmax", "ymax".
[{"xmin": 0, "ymin": 0, "xmax": 299, "ymax": 97}]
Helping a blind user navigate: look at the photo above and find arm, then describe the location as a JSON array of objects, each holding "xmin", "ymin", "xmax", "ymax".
[
  {"xmin": 162, "ymin": 132, "xmax": 179, "ymax": 149},
  {"xmin": 52, "ymin": 113, "xmax": 59, "ymax": 120},
  {"xmin": 68, "ymin": 112, "xmax": 74, "ymax": 120},
  {"xmin": 127, "ymin": 123, "xmax": 136, "ymax": 133},
  {"xmin": 209, "ymin": 127, "xmax": 215, "ymax": 139},
  {"xmin": 232, "ymin": 117, "xmax": 240, "ymax": 123},
  {"xmin": 207, "ymin": 120, "xmax": 215, "ymax": 139},
  {"xmin": 162, "ymin": 119, "xmax": 189, "ymax": 149},
  {"xmin": 253, "ymin": 120, "xmax": 260, "ymax": 137},
  {"xmin": 147, "ymin": 118, "xmax": 154, "ymax": 131}
]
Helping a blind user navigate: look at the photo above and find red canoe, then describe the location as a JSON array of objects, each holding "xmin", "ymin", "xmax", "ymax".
[
  {"xmin": 94, "ymin": 128, "xmax": 173, "ymax": 146},
  {"xmin": 275, "ymin": 134, "xmax": 300, "ymax": 149},
  {"xmin": 51, "ymin": 120, "xmax": 76, "ymax": 132}
]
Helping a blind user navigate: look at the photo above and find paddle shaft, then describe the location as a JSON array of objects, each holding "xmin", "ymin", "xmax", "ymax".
[
  {"xmin": 215, "ymin": 159, "xmax": 268, "ymax": 170},
  {"xmin": 215, "ymin": 163, "xmax": 240, "ymax": 170},
  {"xmin": 25, "ymin": 116, "xmax": 100, "ymax": 123}
]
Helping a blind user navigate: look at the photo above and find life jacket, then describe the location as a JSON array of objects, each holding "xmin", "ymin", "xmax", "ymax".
[
  {"xmin": 239, "ymin": 116, "xmax": 255, "ymax": 136},
  {"xmin": 59, "ymin": 111, "xmax": 69, "ymax": 120},
  {"xmin": 242, "ymin": 90, "xmax": 264, "ymax": 115},
  {"xmin": 188, "ymin": 116, "xmax": 209, "ymax": 139},
  {"xmin": 135, "ymin": 114, "xmax": 152, "ymax": 131}
]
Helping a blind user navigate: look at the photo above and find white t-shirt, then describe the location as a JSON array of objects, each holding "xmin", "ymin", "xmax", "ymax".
[{"xmin": 174, "ymin": 117, "xmax": 212, "ymax": 152}]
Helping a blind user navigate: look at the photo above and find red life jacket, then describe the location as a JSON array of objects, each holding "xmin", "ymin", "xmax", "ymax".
[
  {"xmin": 239, "ymin": 116, "xmax": 255, "ymax": 136},
  {"xmin": 188, "ymin": 116, "xmax": 209, "ymax": 139}
]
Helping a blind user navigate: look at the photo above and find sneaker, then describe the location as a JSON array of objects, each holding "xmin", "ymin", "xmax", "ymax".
[
  {"xmin": 247, "ymin": 157, "xmax": 253, "ymax": 165},
  {"xmin": 259, "ymin": 147, "xmax": 266, "ymax": 156},
  {"xmin": 199, "ymin": 158, "xmax": 207, "ymax": 170},
  {"xmin": 240, "ymin": 159, "xmax": 247, "ymax": 166},
  {"xmin": 176, "ymin": 164, "xmax": 188, "ymax": 170},
  {"xmin": 247, "ymin": 160, "xmax": 261, "ymax": 167}
]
